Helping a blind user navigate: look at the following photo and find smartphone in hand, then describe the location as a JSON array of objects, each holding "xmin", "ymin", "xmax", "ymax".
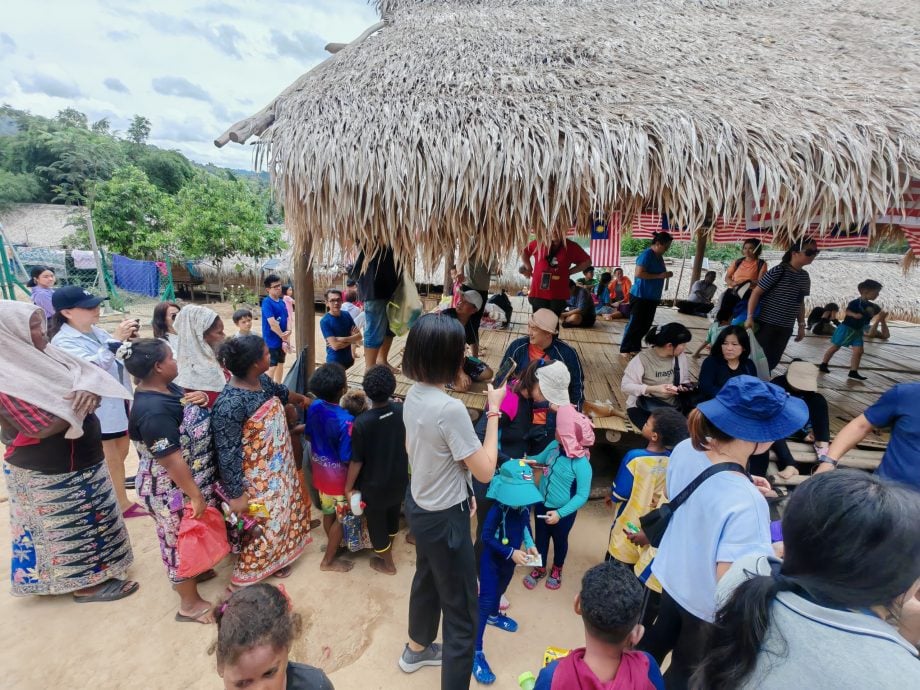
[{"xmin": 492, "ymin": 358, "xmax": 516, "ymax": 388}]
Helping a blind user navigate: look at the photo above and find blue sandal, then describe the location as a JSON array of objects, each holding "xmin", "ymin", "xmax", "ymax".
[
  {"xmin": 487, "ymin": 613, "xmax": 519, "ymax": 632},
  {"xmin": 472, "ymin": 651, "xmax": 496, "ymax": 684}
]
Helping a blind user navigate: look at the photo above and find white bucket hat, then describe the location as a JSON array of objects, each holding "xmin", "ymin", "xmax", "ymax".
[{"xmin": 536, "ymin": 361, "xmax": 571, "ymax": 406}]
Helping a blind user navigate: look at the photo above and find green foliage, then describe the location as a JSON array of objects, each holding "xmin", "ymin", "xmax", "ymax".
[
  {"xmin": 127, "ymin": 115, "xmax": 152, "ymax": 145},
  {"xmin": 129, "ymin": 147, "xmax": 195, "ymax": 194},
  {"xmin": 0, "ymin": 170, "xmax": 41, "ymax": 209},
  {"xmin": 55, "ymin": 108, "xmax": 88, "ymax": 129},
  {"xmin": 91, "ymin": 118, "xmax": 111, "ymax": 135},
  {"xmin": 174, "ymin": 174, "xmax": 284, "ymax": 264},
  {"xmin": 91, "ymin": 165, "xmax": 175, "ymax": 258}
]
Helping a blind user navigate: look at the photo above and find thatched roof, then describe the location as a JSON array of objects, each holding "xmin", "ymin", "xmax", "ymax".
[{"xmin": 216, "ymin": 0, "xmax": 920, "ymax": 270}]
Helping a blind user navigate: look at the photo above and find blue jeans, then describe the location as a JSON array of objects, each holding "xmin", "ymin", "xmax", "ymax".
[
  {"xmin": 533, "ymin": 502, "xmax": 578, "ymax": 568},
  {"xmin": 363, "ymin": 298, "xmax": 394, "ymax": 349}
]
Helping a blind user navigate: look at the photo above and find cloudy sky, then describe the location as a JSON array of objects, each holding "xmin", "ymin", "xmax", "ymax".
[{"xmin": 0, "ymin": 0, "xmax": 379, "ymax": 169}]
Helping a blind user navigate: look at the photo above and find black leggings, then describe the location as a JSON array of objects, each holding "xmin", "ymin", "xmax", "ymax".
[
  {"xmin": 640, "ymin": 589, "xmax": 710, "ymax": 690},
  {"xmin": 621, "ymin": 297, "xmax": 659, "ymax": 354}
]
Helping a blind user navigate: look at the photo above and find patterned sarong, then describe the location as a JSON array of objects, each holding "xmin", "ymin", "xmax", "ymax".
[
  {"xmin": 5, "ymin": 461, "xmax": 133, "ymax": 596},
  {"xmin": 232, "ymin": 397, "xmax": 310, "ymax": 586}
]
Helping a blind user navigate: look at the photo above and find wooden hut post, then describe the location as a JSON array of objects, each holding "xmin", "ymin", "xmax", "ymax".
[
  {"xmin": 293, "ymin": 243, "xmax": 315, "ymax": 378},
  {"xmin": 689, "ymin": 230, "xmax": 707, "ymax": 288}
]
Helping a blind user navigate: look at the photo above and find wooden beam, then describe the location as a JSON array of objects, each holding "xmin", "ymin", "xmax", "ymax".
[
  {"xmin": 293, "ymin": 243, "xmax": 315, "ymax": 379},
  {"xmin": 689, "ymin": 230, "xmax": 707, "ymax": 287}
]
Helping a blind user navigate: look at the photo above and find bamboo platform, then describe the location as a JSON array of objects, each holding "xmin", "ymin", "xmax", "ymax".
[{"xmin": 339, "ymin": 297, "xmax": 920, "ymax": 451}]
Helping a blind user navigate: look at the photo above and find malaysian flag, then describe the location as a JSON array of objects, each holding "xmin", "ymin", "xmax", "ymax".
[
  {"xmin": 877, "ymin": 178, "xmax": 920, "ymax": 230},
  {"xmin": 712, "ymin": 216, "xmax": 774, "ymax": 244},
  {"xmin": 629, "ymin": 212, "xmax": 692, "ymax": 241},
  {"xmin": 813, "ymin": 223, "xmax": 870, "ymax": 249},
  {"xmin": 590, "ymin": 212, "xmax": 621, "ymax": 267}
]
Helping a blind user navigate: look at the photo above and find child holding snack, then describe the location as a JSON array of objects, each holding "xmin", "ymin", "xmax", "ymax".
[{"xmin": 473, "ymin": 459, "xmax": 543, "ymax": 684}]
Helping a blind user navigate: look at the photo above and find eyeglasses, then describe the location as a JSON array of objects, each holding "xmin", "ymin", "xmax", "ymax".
[
  {"xmin": 269, "ymin": 284, "xmax": 282, "ymax": 290},
  {"xmin": 327, "ymin": 298, "xmax": 342, "ymax": 304}
]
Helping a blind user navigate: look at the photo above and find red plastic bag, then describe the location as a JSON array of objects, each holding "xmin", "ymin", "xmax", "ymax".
[{"xmin": 176, "ymin": 505, "xmax": 231, "ymax": 579}]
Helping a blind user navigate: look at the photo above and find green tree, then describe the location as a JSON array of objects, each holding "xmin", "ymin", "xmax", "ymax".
[
  {"xmin": 91, "ymin": 165, "xmax": 175, "ymax": 258},
  {"xmin": 55, "ymin": 108, "xmax": 88, "ymax": 129},
  {"xmin": 0, "ymin": 170, "xmax": 41, "ymax": 209},
  {"xmin": 175, "ymin": 174, "xmax": 284, "ymax": 296},
  {"xmin": 33, "ymin": 128, "xmax": 124, "ymax": 205},
  {"xmin": 91, "ymin": 118, "xmax": 111, "ymax": 135},
  {"xmin": 131, "ymin": 148, "xmax": 194, "ymax": 194},
  {"xmin": 127, "ymin": 115, "xmax": 152, "ymax": 145}
]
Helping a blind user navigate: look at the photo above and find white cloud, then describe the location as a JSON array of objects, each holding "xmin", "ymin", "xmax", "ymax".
[{"xmin": 0, "ymin": 0, "xmax": 379, "ymax": 169}]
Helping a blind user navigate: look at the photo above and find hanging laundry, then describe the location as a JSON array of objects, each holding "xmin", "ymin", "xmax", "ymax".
[
  {"xmin": 71, "ymin": 249, "xmax": 98, "ymax": 269},
  {"xmin": 112, "ymin": 254, "xmax": 160, "ymax": 297}
]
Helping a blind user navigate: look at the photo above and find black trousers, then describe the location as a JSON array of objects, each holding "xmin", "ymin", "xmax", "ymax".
[
  {"xmin": 529, "ymin": 296, "xmax": 568, "ymax": 316},
  {"xmin": 754, "ymin": 321, "xmax": 793, "ymax": 373},
  {"xmin": 620, "ymin": 297, "xmax": 659, "ymax": 353},
  {"xmin": 472, "ymin": 478, "xmax": 493, "ymax": 565},
  {"xmin": 639, "ymin": 589, "xmax": 710, "ymax": 690},
  {"xmin": 405, "ymin": 491, "xmax": 478, "ymax": 690}
]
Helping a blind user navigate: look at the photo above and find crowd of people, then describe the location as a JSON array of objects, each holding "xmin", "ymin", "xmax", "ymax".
[{"xmin": 6, "ymin": 234, "xmax": 920, "ymax": 690}]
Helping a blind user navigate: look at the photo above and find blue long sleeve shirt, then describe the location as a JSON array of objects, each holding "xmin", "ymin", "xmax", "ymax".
[{"xmin": 481, "ymin": 502, "xmax": 535, "ymax": 560}]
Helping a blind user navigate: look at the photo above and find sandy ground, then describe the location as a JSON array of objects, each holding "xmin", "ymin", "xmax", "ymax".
[
  {"xmin": 0, "ymin": 467, "xmax": 614, "ymax": 690},
  {"xmin": 0, "ymin": 302, "xmax": 621, "ymax": 690}
]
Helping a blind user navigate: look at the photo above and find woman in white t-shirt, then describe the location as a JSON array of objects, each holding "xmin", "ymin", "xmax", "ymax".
[
  {"xmin": 641, "ymin": 375, "xmax": 807, "ymax": 690},
  {"xmin": 397, "ymin": 313, "xmax": 506, "ymax": 689}
]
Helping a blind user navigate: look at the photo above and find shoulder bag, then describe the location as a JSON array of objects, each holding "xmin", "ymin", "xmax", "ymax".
[{"xmin": 639, "ymin": 462, "xmax": 740, "ymax": 547}]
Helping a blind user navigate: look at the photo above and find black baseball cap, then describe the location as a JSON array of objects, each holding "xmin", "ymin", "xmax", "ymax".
[{"xmin": 52, "ymin": 285, "xmax": 107, "ymax": 310}]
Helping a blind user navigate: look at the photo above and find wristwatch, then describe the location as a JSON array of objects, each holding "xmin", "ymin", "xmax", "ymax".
[{"xmin": 818, "ymin": 455, "xmax": 838, "ymax": 467}]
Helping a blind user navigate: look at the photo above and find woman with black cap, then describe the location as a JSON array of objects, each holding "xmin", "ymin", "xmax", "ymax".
[{"xmin": 640, "ymin": 375, "xmax": 808, "ymax": 689}]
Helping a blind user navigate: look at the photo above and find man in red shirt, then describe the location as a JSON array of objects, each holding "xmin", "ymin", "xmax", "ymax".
[{"xmin": 521, "ymin": 231, "xmax": 592, "ymax": 315}]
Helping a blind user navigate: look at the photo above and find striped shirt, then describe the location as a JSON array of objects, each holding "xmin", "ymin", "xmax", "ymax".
[{"xmin": 756, "ymin": 264, "xmax": 810, "ymax": 328}]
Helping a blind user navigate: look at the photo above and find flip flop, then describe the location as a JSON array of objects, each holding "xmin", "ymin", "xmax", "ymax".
[
  {"xmin": 122, "ymin": 503, "xmax": 150, "ymax": 519},
  {"xmin": 273, "ymin": 565, "xmax": 293, "ymax": 579},
  {"xmin": 175, "ymin": 606, "xmax": 212, "ymax": 624},
  {"xmin": 73, "ymin": 578, "xmax": 139, "ymax": 603}
]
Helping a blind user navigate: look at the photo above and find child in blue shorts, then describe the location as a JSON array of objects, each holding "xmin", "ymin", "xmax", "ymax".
[{"xmin": 819, "ymin": 279, "xmax": 882, "ymax": 381}]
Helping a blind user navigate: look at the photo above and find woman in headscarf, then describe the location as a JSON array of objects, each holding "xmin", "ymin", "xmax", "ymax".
[
  {"xmin": 212, "ymin": 335, "xmax": 312, "ymax": 588},
  {"xmin": 174, "ymin": 305, "xmax": 228, "ymax": 408},
  {"xmin": 0, "ymin": 301, "xmax": 138, "ymax": 602}
]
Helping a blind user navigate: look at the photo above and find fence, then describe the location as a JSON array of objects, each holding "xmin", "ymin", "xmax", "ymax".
[{"xmin": 0, "ymin": 233, "xmax": 175, "ymax": 311}]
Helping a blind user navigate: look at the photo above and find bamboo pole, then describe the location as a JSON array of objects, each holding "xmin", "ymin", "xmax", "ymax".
[
  {"xmin": 293, "ymin": 244, "xmax": 315, "ymax": 378},
  {"xmin": 689, "ymin": 230, "xmax": 707, "ymax": 287}
]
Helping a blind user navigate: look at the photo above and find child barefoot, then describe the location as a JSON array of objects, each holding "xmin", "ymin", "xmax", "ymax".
[
  {"xmin": 473, "ymin": 459, "xmax": 544, "ymax": 684},
  {"xmin": 819, "ymin": 280, "xmax": 883, "ymax": 380},
  {"xmin": 523, "ymin": 362, "xmax": 594, "ymax": 592},
  {"xmin": 344, "ymin": 366, "xmax": 409, "ymax": 575},
  {"xmin": 214, "ymin": 583, "xmax": 334, "ymax": 689},
  {"xmin": 606, "ymin": 408, "xmax": 689, "ymax": 628},
  {"xmin": 535, "ymin": 561, "xmax": 664, "ymax": 689}
]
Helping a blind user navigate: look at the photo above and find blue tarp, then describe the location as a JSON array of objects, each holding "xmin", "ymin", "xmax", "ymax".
[{"xmin": 113, "ymin": 254, "xmax": 159, "ymax": 297}]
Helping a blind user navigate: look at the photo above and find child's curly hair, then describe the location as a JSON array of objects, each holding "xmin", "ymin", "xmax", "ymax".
[
  {"xmin": 340, "ymin": 388, "xmax": 368, "ymax": 417},
  {"xmin": 210, "ymin": 583, "xmax": 302, "ymax": 670}
]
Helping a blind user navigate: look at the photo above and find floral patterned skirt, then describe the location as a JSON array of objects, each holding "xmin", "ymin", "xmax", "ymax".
[
  {"xmin": 4, "ymin": 461, "xmax": 133, "ymax": 596},
  {"xmin": 232, "ymin": 397, "xmax": 311, "ymax": 586}
]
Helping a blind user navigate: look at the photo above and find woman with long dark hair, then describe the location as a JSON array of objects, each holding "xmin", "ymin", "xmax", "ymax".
[
  {"xmin": 27, "ymin": 265, "xmax": 56, "ymax": 320},
  {"xmin": 621, "ymin": 323, "xmax": 692, "ymax": 428},
  {"xmin": 697, "ymin": 326, "xmax": 756, "ymax": 401},
  {"xmin": 695, "ymin": 471, "xmax": 920, "ymax": 689},
  {"xmin": 640, "ymin": 376, "xmax": 808, "ymax": 689},
  {"xmin": 151, "ymin": 301, "xmax": 181, "ymax": 351},
  {"xmin": 398, "ymin": 313, "xmax": 505, "ymax": 689}
]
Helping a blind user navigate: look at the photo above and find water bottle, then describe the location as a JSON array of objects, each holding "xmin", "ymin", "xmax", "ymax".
[
  {"xmin": 518, "ymin": 671, "xmax": 536, "ymax": 690},
  {"xmin": 350, "ymin": 491, "xmax": 365, "ymax": 516}
]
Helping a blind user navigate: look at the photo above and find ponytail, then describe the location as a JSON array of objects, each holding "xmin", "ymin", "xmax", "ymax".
[
  {"xmin": 644, "ymin": 322, "xmax": 692, "ymax": 347},
  {"xmin": 692, "ymin": 571, "xmax": 784, "ymax": 689}
]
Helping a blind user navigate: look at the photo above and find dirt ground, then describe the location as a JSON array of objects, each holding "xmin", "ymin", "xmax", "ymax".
[{"xmin": 0, "ymin": 301, "xmax": 622, "ymax": 690}]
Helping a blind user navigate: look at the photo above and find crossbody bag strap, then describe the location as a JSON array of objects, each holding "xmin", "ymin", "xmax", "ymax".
[
  {"xmin": 673, "ymin": 357, "xmax": 681, "ymax": 386},
  {"xmin": 667, "ymin": 462, "xmax": 741, "ymax": 513}
]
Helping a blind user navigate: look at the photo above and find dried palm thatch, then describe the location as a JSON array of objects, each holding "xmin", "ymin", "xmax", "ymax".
[{"xmin": 216, "ymin": 0, "xmax": 920, "ymax": 272}]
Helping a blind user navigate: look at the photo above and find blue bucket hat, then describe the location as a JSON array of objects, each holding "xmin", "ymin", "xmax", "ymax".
[
  {"xmin": 696, "ymin": 375, "xmax": 809, "ymax": 443},
  {"xmin": 486, "ymin": 459, "xmax": 544, "ymax": 508}
]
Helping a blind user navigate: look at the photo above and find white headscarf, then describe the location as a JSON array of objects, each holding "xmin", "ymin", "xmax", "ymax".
[
  {"xmin": 0, "ymin": 301, "xmax": 132, "ymax": 438},
  {"xmin": 173, "ymin": 305, "xmax": 227, "ymax": 392}
]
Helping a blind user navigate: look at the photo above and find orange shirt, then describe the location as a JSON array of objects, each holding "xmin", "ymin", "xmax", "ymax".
[
  {"xmin": 726, "ymin": 257, "xmax": 767, "ymax": 287},
  {"xmin": 528, "ymin": 344, "xmax": 548, "ymax": 425}
]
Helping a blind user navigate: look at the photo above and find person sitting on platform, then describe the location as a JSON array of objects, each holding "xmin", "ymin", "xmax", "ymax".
[
  {"xmin": 502, "ymin": 308, "xmax": 584, "ymax": 409},
  {"xmin": 676, "ymin": 271, "xmax": 718, "ymax": 316},
  {"xmin": 806, "ymin": 302, "xmax": 840, "ymax": 336},
  {"xmin": 576, "ymin": 266, "xmax": 597, "ymax": 290},
  {"xmin": 443, "ymin": 290, "xmax": 493, "ymax": 392},
  {"xmin": 621, "ymin": 323, "xmax": 692, "ymax": 429},
  {"xmin": 561, "ymin": 280, "xmax": 597, "ymax": 329}
]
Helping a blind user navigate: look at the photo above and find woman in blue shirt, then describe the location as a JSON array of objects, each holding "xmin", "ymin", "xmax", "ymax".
[{"xmin": 620, "ymin": 232, "xmax": 674, "ymax": 354}]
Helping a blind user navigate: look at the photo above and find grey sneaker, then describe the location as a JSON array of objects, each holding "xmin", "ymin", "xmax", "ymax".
[{"xmin": 398, "ymin": 642, "xmax": 443, "ymax": 673}]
